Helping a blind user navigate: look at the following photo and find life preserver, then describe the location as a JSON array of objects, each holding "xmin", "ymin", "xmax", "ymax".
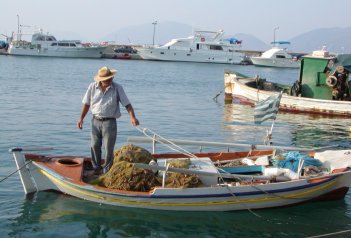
[{"xmin": 326, "ymin": 76, "xmax": 337, "ymax": 87}]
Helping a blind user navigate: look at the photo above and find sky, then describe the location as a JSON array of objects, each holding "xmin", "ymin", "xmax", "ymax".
[{"xmin": 2, "ymin": 0, "xmax": 351, "ymax": 44}]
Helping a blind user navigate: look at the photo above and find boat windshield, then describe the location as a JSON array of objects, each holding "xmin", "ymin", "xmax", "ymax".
[
  {"xmin": 209, "ymin": 45, "xmax": 223, "ymax": 50},
  {"xmin": 32, "ymin": 33, "xmax": 57, "ymax": 42}
]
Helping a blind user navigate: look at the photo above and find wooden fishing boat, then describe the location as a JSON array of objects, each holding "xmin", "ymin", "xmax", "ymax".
[
  {"xmin": 224, "ymin": 49, "xmax": 351, "ymax": 117},
  {"xmin": 10, "ymin": 136, "xmax": 351, "ymax": 211}
]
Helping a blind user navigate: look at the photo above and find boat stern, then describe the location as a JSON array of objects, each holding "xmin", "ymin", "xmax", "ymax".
[
  {"xmin": 224, "ymin": 70, "xmax": 236, "ymax": 103},
  {"xmin": 9, "ymin": 147, "xmax": 57, "ymax": 194}
]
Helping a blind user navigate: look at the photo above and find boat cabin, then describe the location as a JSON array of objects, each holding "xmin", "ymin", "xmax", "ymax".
[
  {"xmin": 298, "ymin": 50, "xmax": 351, "ymax": 100},
  {"xmin": 260, "ymin": 47, "xmax": 295, "ymax": 60},
  {"xmin": 32, "ymin": 33, "xmax": 57, "ymax": 42}
]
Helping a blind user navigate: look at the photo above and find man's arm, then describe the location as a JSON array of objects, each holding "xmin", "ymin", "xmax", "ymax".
[
  {"xmin": 77, "ymin": 104, "xmax": 90, "ymax": 129},
  {"xmin": 126, "ymin": 104, "xmax": 139, "ymax": 126}
]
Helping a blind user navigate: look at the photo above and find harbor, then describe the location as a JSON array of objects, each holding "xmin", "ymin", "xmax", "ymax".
[
  {"xmin": 1, "ymin": 1, "xmax": 351, "ymax": 237},
  {"xmin": 1, "ymin": 56, "xmax": 351, "ymax": 237}
]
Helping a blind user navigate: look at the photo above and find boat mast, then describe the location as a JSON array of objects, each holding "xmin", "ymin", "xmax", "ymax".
[
  {"xmin": 16, "ymin": 14, "xmax": 20, "ymax": 41},
  {"xmin": 273, "ymin": 26, "xmax": 279, "ymax": 47},
  {"xmin": 152, "ymin": 21, "xmax": 157, "ymax": 47}
]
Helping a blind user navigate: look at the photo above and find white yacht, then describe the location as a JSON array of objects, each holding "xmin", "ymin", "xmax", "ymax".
[
  {"xmin": 137, "ymin": 30, "xmax": 244, "ymax": 64},
  {"xmin": 8, "ymin": 30, "xmax": 106, "ymax": 58},
  {"xmin": 250, "ymin": 41, "xmax": 299, "ymax": 68}
]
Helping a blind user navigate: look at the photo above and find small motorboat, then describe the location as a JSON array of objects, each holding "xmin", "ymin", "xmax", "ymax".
[
  {"xmin": 250, "ymin": 41, "xmax": 300, "ymax": 68},
  {"xmin": 112, "ymin": 53, "xmax": 132, "ymax": 60},
  {"xmin": 10, "ymin": 131, "xmax": 351, "ymax": 211}
]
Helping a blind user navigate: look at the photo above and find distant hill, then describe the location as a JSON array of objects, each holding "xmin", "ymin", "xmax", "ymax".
[
  {"xmin": 288, "ymin": 27, "xmax": 351, "ymax": 54},
  {"xmin": 102, "ymin": 21, "xmax": 269, "ymax": 50},
  {"xmin": 102, "ymin": 22, "xmax": 351, "ymax": 54},
  {"xmin": 103, "ymin": 21, "xmax": 194, "ymax": 45}
]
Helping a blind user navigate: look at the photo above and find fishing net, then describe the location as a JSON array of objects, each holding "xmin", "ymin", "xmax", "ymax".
[
  {"xmin": 162, "ymin": 159, "xmax": 202, "ymax": 188},
  {"xmin": 113, "ymin": 144, "xmax": 154, "ymax": 163},
  {"xmin": 93, "ymin": 144, "xmax": 202, "ymax": 191},
  {"xmin": 98, "ymin": 160, "xmax": 161, "ymax": 191}
]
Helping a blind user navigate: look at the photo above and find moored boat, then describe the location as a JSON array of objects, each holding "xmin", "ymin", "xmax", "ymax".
[
  {"xmin": 112, "ymin": 53, "xmax": 132, "ymax": 60},
  {"xmin": 137, "ymin": 30, "xmax": 244, "ymax": 64},
  {"xmin": 225, "ymin": 49, "xmax": 351, "ymax": 117},
  {"xmin": 250, "ymin": 41, "xmax": 300, "ymax": 68},
  {"xmin": 8, "ymin": 29, "xmax": 106, "ymax": 58},
  {"xmin": 10, "ymin": 132, "xmax": 351, "ymax": 211}
]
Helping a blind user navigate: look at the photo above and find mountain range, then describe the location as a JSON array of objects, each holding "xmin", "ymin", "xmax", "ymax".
[{"xmin": 68, "ymin": 21, "xmax": 351, "ymax": 54}]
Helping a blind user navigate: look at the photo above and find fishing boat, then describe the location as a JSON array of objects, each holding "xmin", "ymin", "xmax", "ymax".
[
  {"xmin": 250, "ymin": 41, "xmax": 300, "ymax": 68},
  {"xmin": 8, "ymin": 29, "xmax": 106, "ymax": 58},
  {"xmin": 225, "ymin": 49, "xmax": 351, "ymax": 117},
  {"xmin": 112, "ymin": 53, "xmax": 132, "ymax": 60},
  {"xmin": 10, "ymin": 129, "xmax": 351, "ymax": 211},
  {"xmin": 137, "ymin": 30, "xmax": 244, "ymax": 64}
]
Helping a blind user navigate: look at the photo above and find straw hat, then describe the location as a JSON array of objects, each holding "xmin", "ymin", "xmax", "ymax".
[{"xmin": 94, "ymin": 66, "xmax": 117, "ymax": 81}]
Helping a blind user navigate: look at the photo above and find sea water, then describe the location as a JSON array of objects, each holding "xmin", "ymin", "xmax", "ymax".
[{"xmin": 0, "ymin": 55, "xmax": 351, "ymax": 237}]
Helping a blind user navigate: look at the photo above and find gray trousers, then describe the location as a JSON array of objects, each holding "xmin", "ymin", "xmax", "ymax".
[{"xmin": 90, "ymin": 118, "xmax": 117, "ymax": 173}]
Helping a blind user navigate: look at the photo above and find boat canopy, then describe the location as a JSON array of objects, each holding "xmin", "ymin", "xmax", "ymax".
[{"xmin": 226, "ymin": 38, "xmax": 242, "ymax": 44}]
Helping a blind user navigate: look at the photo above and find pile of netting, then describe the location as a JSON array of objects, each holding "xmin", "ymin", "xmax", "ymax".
[
  {"xmin": 93, "ymin": 144, "xmax": 202, "ymax": 191},
  {"xmin": 162, "ymin": 159, "xmax": 202, "ymax": 188}
]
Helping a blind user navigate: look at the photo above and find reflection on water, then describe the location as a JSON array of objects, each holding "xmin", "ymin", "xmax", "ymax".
[
  {"xmin": 222, "ymin": 103, "xmax": 351, "ymax": 149},
  {"xmin": 7, "ymin": 192, "xmax": 351, "ymax": 237}
]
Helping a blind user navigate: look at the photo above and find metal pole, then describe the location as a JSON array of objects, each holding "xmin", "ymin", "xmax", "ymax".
[
  {"xmin": 17, "ymin": 14, "xmax": 19, "ymax": 34},
  {"xmin": 16, "ymin": 14, "xmax": 20, "ymax": 41},
  {"xmin": 273, "ymin": 27, "xmax": 279, "ymax": 46},
  {"xmin": 152, "ymin": 21, "xmax": 157, "ymax": 46}
]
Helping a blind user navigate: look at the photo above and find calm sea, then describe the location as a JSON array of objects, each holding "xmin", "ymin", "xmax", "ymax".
[{"xmin": 0, "ymin": 55, "xmax": 351, "ymax": 238}]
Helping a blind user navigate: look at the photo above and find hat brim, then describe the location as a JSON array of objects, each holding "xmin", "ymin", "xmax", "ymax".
[{"xmin": 94, "ymin": 69, "xmax": 117, "ymax": 82}]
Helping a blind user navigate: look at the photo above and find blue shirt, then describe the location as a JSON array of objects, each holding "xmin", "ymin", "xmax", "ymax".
[{"xmin": 82, "ymin": 81, "xmax": 131, "ymax": 119}]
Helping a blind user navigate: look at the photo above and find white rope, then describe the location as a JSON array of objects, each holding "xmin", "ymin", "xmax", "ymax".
[
  {"xmin": 135, "ymin": 126, "xmax": 262, "ymax": 217},
  {"xmin": 305, "ymin": 229, "xmax": 351, "ymax": 238}
]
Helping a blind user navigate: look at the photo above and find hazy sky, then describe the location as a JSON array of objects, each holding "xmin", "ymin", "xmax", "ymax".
[{"xmin": 2, "ymin": 0, "xmax": 350, "ymax": 43}]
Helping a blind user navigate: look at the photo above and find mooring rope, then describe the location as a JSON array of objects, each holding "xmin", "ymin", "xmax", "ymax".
[
  {"xmin": 213, "ymin": 89, "xmax": 224, "ymax": 102},
  {"xmin": 0, "ymin": 160, "xmax": 32, "ymax": 183},
  {"xmin": 135, "ymin": 126, "xmax": 263, "ymax": 217},
  {"xmin": 305, "ymin": 229, "xmax": 351, "ymax": 238}
]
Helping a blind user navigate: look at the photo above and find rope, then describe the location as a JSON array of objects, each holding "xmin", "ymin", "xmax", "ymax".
[
  {"xmin": 213, "ymin": 89, "xmax": 224, "ymax": 102},
  {"xmin": 0, "ymin": 160, "xmax": 32, "ymax": 183},
  {"xmin": 135, "ymin": 126, "xmax": 262, "ymax": 217},
  {"xmin": 305, "ymin": 229, "xmax": 351, "ymax": 238}
]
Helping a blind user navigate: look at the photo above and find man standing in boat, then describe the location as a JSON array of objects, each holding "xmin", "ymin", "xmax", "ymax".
[{"xmin": 77, "ymin": 66, "xmax": 139, "ymax": 175}]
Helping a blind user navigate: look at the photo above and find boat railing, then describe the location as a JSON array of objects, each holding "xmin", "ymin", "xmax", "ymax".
[
  {"xmin": 127, "ymin": 136, "xmax": 314, "ymax": 154},
  {"xmin": 12, "ymin": 40, "xmax": 32, "ymax": 47}
]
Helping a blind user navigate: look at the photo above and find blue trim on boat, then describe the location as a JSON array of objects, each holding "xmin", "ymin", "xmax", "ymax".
[{"xmin": 36, "ymin": 163, "xmax": 338, "ymax": 199}]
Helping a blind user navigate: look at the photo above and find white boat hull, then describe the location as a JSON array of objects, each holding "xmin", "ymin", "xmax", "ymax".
[
  {"xmin": 251, "ymin": 57, "xmax": 299, "ymax": 68},
  {"xmin": 8, "ymin": 46, "xmax": 106, "ymax": 58},
  {"xmin": 138, "ymin": 48, "xmax": 243, "ymax": 64}
]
